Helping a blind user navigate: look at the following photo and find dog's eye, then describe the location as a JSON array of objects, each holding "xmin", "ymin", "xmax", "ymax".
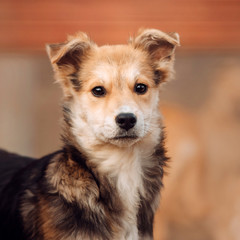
[
  {"xmin": 134, "ymin": 83, "xmax": 148, "ymax": 95},
  {"xmin": 91, "ymin": 86, "xmax": 106, "ymax": 97}
]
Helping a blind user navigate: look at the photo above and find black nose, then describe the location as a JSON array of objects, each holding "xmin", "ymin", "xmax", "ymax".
[{"xmin": 115, "ymin": 113, "xmax": 137, "ymax": 131}]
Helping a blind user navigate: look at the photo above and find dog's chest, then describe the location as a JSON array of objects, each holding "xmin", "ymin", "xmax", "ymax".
[{"xmin": 95, "ymin": 148, "xmax": 145, "ymax": 237}]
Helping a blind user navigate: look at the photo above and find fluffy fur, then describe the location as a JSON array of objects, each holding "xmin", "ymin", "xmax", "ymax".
[{"xmin": 0, "ymin": 29, "xmax": 179, "ymax": 240}]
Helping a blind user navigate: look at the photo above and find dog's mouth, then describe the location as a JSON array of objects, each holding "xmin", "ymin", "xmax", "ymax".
[
  {"xmin": 107, "ymin": 128, "xmax": 142, "ymax": 145},
  {"xmin": 112, "ymin": 135, "xmax": 138, "ymax": 140},
  {"xmin": 109, "ymin": 132, "xmax": 140, "ymax": 145}
]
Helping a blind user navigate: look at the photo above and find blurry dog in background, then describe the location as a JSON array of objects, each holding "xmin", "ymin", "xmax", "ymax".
[
  {"xmin": 0, "ymin": 29, "xmax": 179, "ymax": 240},
  {"xmin": 153, "ymin": 62, "xmax": 240, "ymax": 240}
]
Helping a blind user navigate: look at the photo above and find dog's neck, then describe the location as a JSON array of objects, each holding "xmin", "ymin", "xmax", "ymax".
[
  {"xmin": 65, "ymin": 126, "xmax": 161, "ymax": 204},
  {"xmin": 91, "ymin": 144, "xmax": 144, "ymax": 204}
]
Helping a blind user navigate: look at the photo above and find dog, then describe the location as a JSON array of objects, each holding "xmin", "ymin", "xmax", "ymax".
[{"xmin": 0, "ymin": 29, "xmax": 179, "ymax": 240}]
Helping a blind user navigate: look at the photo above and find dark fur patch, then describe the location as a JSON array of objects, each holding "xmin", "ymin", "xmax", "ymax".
[
  {"xmin": 62, "ymin": 103, "xmax": 72, "ymax": 127},
  {"xmin": 57, "ymin": 49, "xmax": 80, "ymax": 71},
  {"xmin": 137, "ymin": 197, "xmax": 154, "ymax": 238},
  {"xmin": 68, "ymin": 72, "xmax": 81, "ymax": 91},
  {"xmin": 153, "ymin": 70, "xmax": 163, "ymax": 85},
  {"xmin": 0, "ymin": 151, "xmax": 60, "ymax": 239},
  {"xmin": 0, "ymin": 150, "xmax": 34, "ymax": 194}
]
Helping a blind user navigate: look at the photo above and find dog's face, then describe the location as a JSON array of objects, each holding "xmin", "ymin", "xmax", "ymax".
[{"xmin": 47, "ymin": 29, "xmax": 179, "ymax": 148}]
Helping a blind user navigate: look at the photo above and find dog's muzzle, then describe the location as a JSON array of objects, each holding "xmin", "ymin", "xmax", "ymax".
[{"xmin": 115, "ymin": 113, "xmax": 137, "ymax": 131}]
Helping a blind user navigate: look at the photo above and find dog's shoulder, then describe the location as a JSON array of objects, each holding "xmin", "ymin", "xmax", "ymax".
[{"xmin": 45, "ymin": 149, "xmax": 100, "ymax": 204}]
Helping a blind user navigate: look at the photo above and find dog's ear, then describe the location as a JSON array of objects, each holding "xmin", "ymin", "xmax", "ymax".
[
  {"xmin": 46, "ymin": 32, "xmax": 94, "ymax": 69},
  {"xmin": 133, "ymin": 29, "xmax": 180, "ymax": 63},
  {"xmin": 46, "ymin": 32, "xmax": 95, "ymax": 96},
  {"xmin": 132, "ymin": 29, "xmax": 180, "ymax": 83}
]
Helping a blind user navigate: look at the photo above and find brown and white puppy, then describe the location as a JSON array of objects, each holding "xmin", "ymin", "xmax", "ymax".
[{"xmin": 0, "ymin": 29, "xmax": 179, "ymax": 240}]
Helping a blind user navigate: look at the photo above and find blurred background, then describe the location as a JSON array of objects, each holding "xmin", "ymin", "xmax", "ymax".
[{"xmin": 0, "ymin": 0, "xmax": 240, "ymax": 239}]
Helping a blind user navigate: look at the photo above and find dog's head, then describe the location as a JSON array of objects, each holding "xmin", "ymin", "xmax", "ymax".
[{"xmin": 47, "ymin": 29, "xmax": 179, "ymax": 149}]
